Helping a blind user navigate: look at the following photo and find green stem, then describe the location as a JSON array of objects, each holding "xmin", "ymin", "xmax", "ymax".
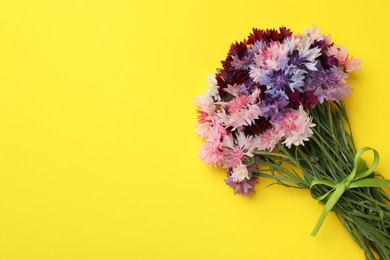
[{"xmin": 256, "ymin": 101, "xmax": 390, "ymax": 260}]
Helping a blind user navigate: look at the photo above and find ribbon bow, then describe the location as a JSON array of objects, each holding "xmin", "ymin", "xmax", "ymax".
[{"xmin": 310, "ymin": 147, "xmax": 390, "ymax": 236}]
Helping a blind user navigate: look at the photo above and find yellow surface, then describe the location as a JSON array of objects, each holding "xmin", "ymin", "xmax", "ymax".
[{"xmin": 0, "ymin": 0, "xmax": 389, "ymax": 259}]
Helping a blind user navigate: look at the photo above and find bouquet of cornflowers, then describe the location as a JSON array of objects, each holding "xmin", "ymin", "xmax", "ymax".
[{"xmin": 195, "ymin": 26, "xmax": 390, "ymax": 259}]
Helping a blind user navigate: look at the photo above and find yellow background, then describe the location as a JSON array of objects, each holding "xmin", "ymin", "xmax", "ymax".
[{"xmin": 0, "ymin": 0, "xmax": 389, "ymax": 259}]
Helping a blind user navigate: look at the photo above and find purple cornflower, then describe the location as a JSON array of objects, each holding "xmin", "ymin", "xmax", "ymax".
[
  {"xmin": 261, "ymin": 62, "xmax": 306, "ymax": 97},
  {"xmin": 311, "ymin": 70, "xmax": 339, "ymax": 89},
  {"xmin": 259, "ymin": 92, "xmax": 289, "ymax": 121},
  {"xmin": 225, "ymin": 175, "xmax": 259, "ymax": 197},
  {"xmin": 310, "ymin": 68, "xmax": 350, "ymax": 103}
]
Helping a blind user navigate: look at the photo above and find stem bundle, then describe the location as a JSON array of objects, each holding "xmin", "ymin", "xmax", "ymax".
[{"xmin": 254, "ymin": 101, "xmax": 390, "ymax": 259}]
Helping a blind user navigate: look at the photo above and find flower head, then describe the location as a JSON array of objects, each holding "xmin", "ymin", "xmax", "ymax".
[
  {"xmin": 223, "ymin": 131, "xmax": 257, "ymax": 166},
  {"xmin": 310, "ymin": 67, "xmax": 350, "ymax": 103},
  {"xmin": 288, "ymin": 91, "xmax": 318, "ymax": 109},
  {"xmin": 326, "ymin": 45, "xmax": 361, "ymax": 72},
  {"xmin": 225, "ymin": 175, "xmax": 259, "ymax": 197},
  {"xmin": 259, "ymin": 92, "xmax": 289, "ymax": 121},
  {"xmin": 196, "ymin": 26, "xmax": 360, "ymax": 197},
  {"xmin": 199, "ymin": 138, "xmax": 225, "ymax": 168},
  {"xmin": 277, "ymin": 105, "xmax": 315, "ymax": 148},
  {"xmin": 230, "ymin": 164, "xmax": 250, "ymax": 182},
  {"xmin": 217, "ymin": 88, "xmax": 261, "ymax": 130},
  {"xmin": 256, "ymin": 125, "xmax": 285, "ymax": 151}
]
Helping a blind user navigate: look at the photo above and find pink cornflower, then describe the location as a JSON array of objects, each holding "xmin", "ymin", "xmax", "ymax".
[
  {"xmin": 196, "ymin": 117, "xmax": 227, "ymax": 142},
  {"xmin": 223, "ymin": 131, "xmax": 257, "ymax": 181},
  {"xmin": 260, "ymin": 41, "xmax": 289, "ymax": 71},
  {"xmin": 250, "ymin": 41, "xmax": 289, "ymax": 83},
  {"xmin": 227, "ymin": 95, "xmax": 250, "ymax": 114},
  {"xmin": 277, "ymin": 105, "xmax": 315, "ymax": 148},
  {"xmin": 256, "ymin": 126, "xmax": 285, "ymax": 151},
  {"xmin": 223, "ymin": 131, "xmax": 257, "ymax": 158},
  {"xmin": 199, "ymin": 138, "xmax": 225, "ymax": 168},
  {"xmin": 194, "ymin": 95, "xmax": 215, "ymax": 119},
  {"xmin": 217, "ymin": 88, "xmax": 261, "ymax": 130},
  {"xmin": 326, "ymin": 45, "xmax": 362, "ymax": 72},
  {"xmin": 197, "ymin": 118, "xmax": 227, "ymax": 168},
  {"xmin": 197, "ymin": 111, "xmax": 209, "ymax": 124}
]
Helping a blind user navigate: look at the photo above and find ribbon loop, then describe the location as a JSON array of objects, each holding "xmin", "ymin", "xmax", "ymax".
[{"xmin": 309, "ymin": 147, "xmax": 390, "ymax": 236}]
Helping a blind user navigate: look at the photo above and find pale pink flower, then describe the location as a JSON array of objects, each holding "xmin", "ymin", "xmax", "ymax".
[
  {"xmin": 194, "ymin": 84, "xmax": 225, "ymax": 140},
  {"xmin": 227, "ymin": 95, "xmax": 250, "ymax": 114},
  {"xmin": 254, "ymin": 41, "xmax": 288, "ymax": 72},
  {"xmin": 197, "ymin": 118, "xmax": 227, "ymax": 167},
  {"xmin": 223, "ymin": 131, "xmax": 257, "ymax": 170},
  {"xmin": 199, "ymin": 138, "xmax": 225, "ymax": 168},
  {"xmin": 231, "ymin": 163, "xmax": 250, "ymax": 182},
  {"xmin": 205, "ymin": 73, "xmax": 220, "ymax": 97},
  {"xmin": 326, "ymin": 45, "xmax": 361, "ymax": 72},
  {"xmin": 217, "ymin": 89, "xmax": 261, "ymax": 130},
  {"xmin": 249, "ymin": 42, "xmax": 288, "ymax": 84},
  {"xmin": 195, "ymin": 117, "xmax": 226, "ymax": 140},
  {"xmin": 225, "ymin": 146, "xmax": 245, "ymax": 168},
  {"xmin": 256, "ymin": 126, "xmax": 285, "ymax": 151},
  {"xmin": 224, "ymin": 131, "xmax": 257, "ymax": 155},
  {"xmin": 193, "ymin": 74, "xmax": 221, "ymax": 119},
  {"xmin": 265, "ymin": 41, "xmax": 289, "ymax": 64},
  {"xmin": 195, "ymin": 121, "xmax": 212, "ymax": 139},
  {"xmin": 303, "ymin": 26, "xmax": 329, "ymax": 44},
  {"xmin": 326, "ymin": 45, "xmax": 347, "ymax": 62},
  {"xmin": 194, "ymin": 95, "xmax": 215, "ymax": 118},
  {"xmin": 277, "ymin": 105, "xmax": 316, "ymax": 148},
  {"xmin": 344, "ymin": 58, "xmax": 362, "ymax": 73}
]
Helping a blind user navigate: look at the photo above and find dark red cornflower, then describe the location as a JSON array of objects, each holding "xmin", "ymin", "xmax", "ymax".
[
  {"xmin": 316, "ymin": 43, "xmax": 339, "ymax": 69},
  {"xmin": 243, "ymin": 117, "xmax": 271, "ymax": 136},
  {"xmin": 247, "ymin": 28, "xmax": 265, "ymax": 44},
  {"xmin": 247, "ymin": 26, "xmax": 292, "ymax": 44},
  {"xmin": 279, "ymin": 26, "xmax": 292, "ymax": 39},
  {"xmin": 288, "ymin": 91, "xmax": 318, "ymax": 110},
  {"xmin": 217, "ymin": 27, "xmax": 294, "ymax": 99},
  {"xmin": 228, "ymin": 40, "xmax": 248, "ymax": 59},
  {"xmin": 216, "ymin": 69, "xmax": 250, "ymax": 100},
  {"xmin": 265, "ymin": 29, "xmax": 280, "ymax": 41},
  {"xmin": 305, "ymin": 92, "xmax": 318, "ymax": 108},
  {"xmin": 221, "ymin": 40, "xmax": 248, "ymax": 71},
  {"xmin": 215, "ymin": 70, "xmax": 228, "ymax": 89},
  {"xmin": 216, "ymin": 69, "xmax": 249, "ymax": 87},
  {"xmin": 320, "ymin": 55, "xmax": 339, "ymax": 70},
  {"xmin": 312, "ymin": 39, "xmax": 328, "ymax": 50}
]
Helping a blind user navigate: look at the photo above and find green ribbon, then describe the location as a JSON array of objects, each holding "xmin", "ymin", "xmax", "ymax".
[{"xmin": 309, "ymin": 147, "xmax": 390, "ymax": 236}]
